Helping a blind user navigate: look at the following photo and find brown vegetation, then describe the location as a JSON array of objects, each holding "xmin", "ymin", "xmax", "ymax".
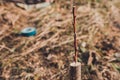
[{"xmin": 0, "ymin": 0, "xmax": 120, "ymax": 80}]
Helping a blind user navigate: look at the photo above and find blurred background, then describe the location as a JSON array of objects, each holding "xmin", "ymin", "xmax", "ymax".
[{"xmin": 0, "ymin": 0, "xmax": 120, "ymax": 80}]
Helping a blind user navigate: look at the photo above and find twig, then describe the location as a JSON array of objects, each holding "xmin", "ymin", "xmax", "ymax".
[{"xmin": 73, "ymin": 6, "xmax": 77, "ymax": 62}]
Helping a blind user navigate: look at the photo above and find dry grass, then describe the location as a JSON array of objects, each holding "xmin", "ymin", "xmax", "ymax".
[{"xmin": 0, "ymin": 0, "xmax": 120, "ymax": 80}]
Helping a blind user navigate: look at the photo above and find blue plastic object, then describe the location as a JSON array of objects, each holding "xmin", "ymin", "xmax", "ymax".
[{"xmin": 21, "ymin": 27, "xmax": 37, "ymax": 37}]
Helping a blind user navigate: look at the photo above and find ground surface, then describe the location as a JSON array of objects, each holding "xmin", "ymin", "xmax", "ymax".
[{"xmin": 0, "ymin": 0, "xmax": 120, "ymax": 80}]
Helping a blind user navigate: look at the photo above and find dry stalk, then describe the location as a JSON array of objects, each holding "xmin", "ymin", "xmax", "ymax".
[{"xmin": 73, "ymin": 6, "xmax": 77, "ymax": 62}]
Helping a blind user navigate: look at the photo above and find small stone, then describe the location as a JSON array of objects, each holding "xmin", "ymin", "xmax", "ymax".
[
  {"xmin": 81, "ymin": 42, "xmax": 87, "ymax": 48},
  {"xmin": 114, "ymin": 53, "xmax": 120, "ymax": 58}
]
